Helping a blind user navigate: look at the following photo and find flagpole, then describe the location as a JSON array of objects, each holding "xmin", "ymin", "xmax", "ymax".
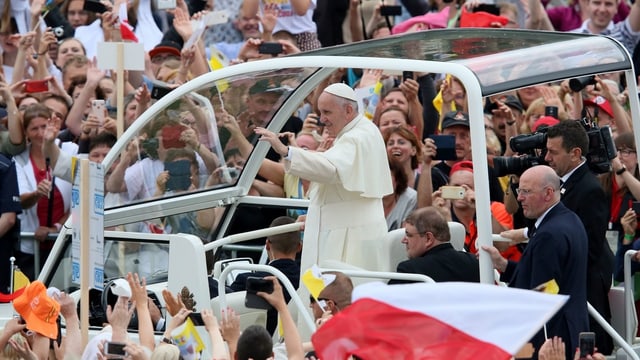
[
  {"xmin": 116, "ymin": 42, "xmax": 124, "ymax": 138},
  {"xmin": 9, "ymin": 257, "xmax": 15, "ymax": 297},
  {"xmin": 79, "ymin": 159, "xmax": 90, "ymax": 348}
]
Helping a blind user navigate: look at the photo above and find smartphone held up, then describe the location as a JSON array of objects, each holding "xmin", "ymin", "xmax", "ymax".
[
  {"xmin": 244, "ymin": 277, "xmax": 274, "ymax": 310},
  {"xmin": 24, "ymin": 80, "xmax": 49, "ymax": 93},
  {"xmin": 91, "ymin": 99, "xmax": 106, "ymax": 125},
  {"xmin": 104, "ymin": 342, "xmax": 127, "ymax": 358}
]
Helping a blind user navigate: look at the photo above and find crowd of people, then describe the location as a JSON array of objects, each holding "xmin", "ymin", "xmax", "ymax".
[{"xmin": 2, "ymin": 0, "xmax": 640, "ymax": 358}]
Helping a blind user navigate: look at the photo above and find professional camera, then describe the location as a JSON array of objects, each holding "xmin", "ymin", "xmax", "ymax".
[
  {"xmin": 569, "ymin": 75, "xmax": 597, "ymax": 92},
  {"xmin": 493, "ymin": 117, "xmax": 617, "ymax": 177},
  {"xmin": 583, "ymin": 120, "xmax": 617, "ymax": 174},
  {"xmin": 493, "ymin": 131, "xmax": 548, "ymax": 177}
]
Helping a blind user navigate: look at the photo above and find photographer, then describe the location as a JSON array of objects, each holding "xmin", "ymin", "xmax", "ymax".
[{"xmin": 502, "ymin": 120, "xmax": 614, "ymax": 354}]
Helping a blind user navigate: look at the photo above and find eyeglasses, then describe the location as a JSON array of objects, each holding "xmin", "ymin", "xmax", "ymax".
[
  {"xmin": 516, "ymin": 187, "xmax": 554, "ymax": 196},
  {"xmin": 618, "ymin": 149, "xmax": 636, "ymax": 156}
]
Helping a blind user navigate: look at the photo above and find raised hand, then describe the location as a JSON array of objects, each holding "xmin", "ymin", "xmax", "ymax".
[
  {"xmin": 162, "ymin": 288, "xmax": 185, "ymax": 317},
  {"xmin": 173, "ymin": 7, "xmax": 193, "ymax": 41},
  {"xmin": 126, "ymin": 272, "xmax": 148, "ymax": 306},
  {"xmin": 106, "ymin": 296, "xmax": 135, "ymax": 331},
  {"xmin": 399, "ymin": 78, "xmax": 419, "ymax": 102},
  {"xmin": 254, "ymin": 127, "xmax": 288, "ymax": 156},
  {"xmin": 260, "ymin": 2, "xmax": 279, "ymax": 34},
  {"xmin": 358, "ymin": 69, "xmax": 382, "ymax": 89},
  {"xmin": 219, "ymin": 307, "xmax": 240, "ymax": 343}
]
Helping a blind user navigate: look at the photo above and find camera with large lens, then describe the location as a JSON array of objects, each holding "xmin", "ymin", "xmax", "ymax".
[
  {"xmin": 493, "ymin": 131, "xmax": 548, "ymax": 177},
  {"xmin": 493, "ymin": 117, "xmax": 617, "ymax": 177},
  {"xmin": 584, "ymin": 121, "xmax": 617, "ymax": 174},
  {"xmin": 569, "ymin": 75, "xmax": 596, "ymax": 92}
]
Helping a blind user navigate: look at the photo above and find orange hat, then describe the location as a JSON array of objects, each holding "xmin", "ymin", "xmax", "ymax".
[{"xmin": 13, "ymin": 281, "xmax": 60, "ymax": 339}]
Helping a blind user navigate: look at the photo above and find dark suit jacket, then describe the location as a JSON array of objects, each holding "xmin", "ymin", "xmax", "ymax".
[
  {"xmin": 502, "ymin": 202, "xmax": 589, "ymax": 359},
  {"xmin": 389, "ymin": 243, "xmax": 480, "ymax": 284},
  {"xmin": 561, "ymin": 163, "xmax": 613, "ymax": 278},
  {"xmin": 560, "ymin": 162, "xmax": 613, "ymax": 355}
]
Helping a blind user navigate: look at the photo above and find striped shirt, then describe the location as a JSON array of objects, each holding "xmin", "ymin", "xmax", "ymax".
[{"xmin": 571, "ymin": 18, "xmax": 640, "ymax": 54}]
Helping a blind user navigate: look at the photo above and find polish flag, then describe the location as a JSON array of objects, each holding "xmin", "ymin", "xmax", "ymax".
[
  {"xmin": 119, "ymin": 3, "xmax": 138, "ymax": 42},
  {"xmin": 311, "ymin": 282, "xmax": 568, "ymax": 360}
]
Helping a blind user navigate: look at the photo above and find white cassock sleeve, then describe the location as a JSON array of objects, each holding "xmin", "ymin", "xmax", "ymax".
[{"xmin": 284, "ymin": 116, "xmax": 392, "ymax": 198}]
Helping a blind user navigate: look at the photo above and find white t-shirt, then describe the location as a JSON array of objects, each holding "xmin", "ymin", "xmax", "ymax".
[{"xmin": 266, "ymin": 0, "xmax": 317, "ymax": 35}]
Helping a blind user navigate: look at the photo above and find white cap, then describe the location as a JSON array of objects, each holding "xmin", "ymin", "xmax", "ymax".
[
  {"xmin": 110, "ymin": 278, "xmax": 132, "ymax": 297},
  {"xmin": 324, "ymin": 83, "xmax": 357, "ymax": 102},
  {"xmin": 47, "ymin": 287, "xmax": 61, "ymax": 300}
]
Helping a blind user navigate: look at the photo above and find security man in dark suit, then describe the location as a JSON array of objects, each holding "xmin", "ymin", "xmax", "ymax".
[
  {"xmin": 544, "ymin": 120, "xmax": 614, "ymax": 354},
  {"xmin": 484, "ymin": 165, "xmax": 589, "ymax": 360},
  {"xmin": 389, "ymin": 207, "xmax": 480, "ymax": 284}
]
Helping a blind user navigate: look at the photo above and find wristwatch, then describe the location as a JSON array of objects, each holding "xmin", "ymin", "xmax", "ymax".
[{"xmin": 616, "ymin": 165, "xmax": 627, "ymax": 175}]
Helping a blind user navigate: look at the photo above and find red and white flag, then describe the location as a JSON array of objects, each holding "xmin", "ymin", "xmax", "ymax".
[
  {"xmin": 119, "ymin": 3, "xmax": 138, "ymax": 42},
  {"xmin": 311, "ymin": 282, "xmax": 568, "ymax": 360}
]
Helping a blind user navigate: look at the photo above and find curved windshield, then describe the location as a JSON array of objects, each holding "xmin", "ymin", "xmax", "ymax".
[{"xmin": 105, "ymin": 68, "xmax": 313, "ymax": 211}]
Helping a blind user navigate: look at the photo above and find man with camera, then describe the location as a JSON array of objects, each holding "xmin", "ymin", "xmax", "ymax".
[
  {"xmin": 545, "ymin": 120, "xmax": 614, "ymax": 354},
  {"xmin": 502, "ymin": 120, "xmax": 614, "ymax": 354}
]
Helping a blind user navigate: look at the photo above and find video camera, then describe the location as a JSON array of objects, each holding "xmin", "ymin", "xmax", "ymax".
[
  {"xmin": 493, "ymin": 130, "xmax": 548, "ymax": 177},
  {"xmin": 493, "ymin": 113, "xmax": 616, "ymax": 176}
]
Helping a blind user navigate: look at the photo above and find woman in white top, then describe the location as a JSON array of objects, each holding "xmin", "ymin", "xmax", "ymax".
[{"xmin": 14, "ymin": 104, "xmax": 76, "ymax": 279}]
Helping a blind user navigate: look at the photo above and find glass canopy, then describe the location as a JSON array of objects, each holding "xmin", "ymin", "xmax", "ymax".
[
  {"xmin": 301, "ymin": 29, "xmax": 631, "ymax": 95},
  {"xmin": 104, "ymin": 28, "xmax": 636, "ymax": 228}
]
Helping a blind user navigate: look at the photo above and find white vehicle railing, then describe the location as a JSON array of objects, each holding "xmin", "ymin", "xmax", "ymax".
[
  {"xmin": 204, "ymin": 222, "xmax": 304, "ymax": 257},
  {"xmin": 19, "ymin": 232, "xmax": 59, "ymax": 278},
  {"xmin": 587, "ymin": 299, "xmax": 639, "ymax": 360},
  {"xmin": 317, "ymin": 268, "xmax": 435, "ymax": 284},
  {"xmin": 624, "ymin": 250, "xmax": 640, "ymax": 344}
]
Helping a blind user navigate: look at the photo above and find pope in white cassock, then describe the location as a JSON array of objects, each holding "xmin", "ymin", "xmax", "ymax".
[{"xmin": 255, "ymin": 83, "xmax": 393, "ymax": 272}]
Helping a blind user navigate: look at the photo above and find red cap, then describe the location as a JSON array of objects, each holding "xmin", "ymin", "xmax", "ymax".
[
  {"xmin": 532, "ymin": 116, "xmax": 560, "ymax": 132},
  {"xmin": 583, "ymin": 96, "xmax": 614, "ymax": 118},
  {"xmin": 450, "ymin": 160, "xmax": 474, "ymax": 176}
]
